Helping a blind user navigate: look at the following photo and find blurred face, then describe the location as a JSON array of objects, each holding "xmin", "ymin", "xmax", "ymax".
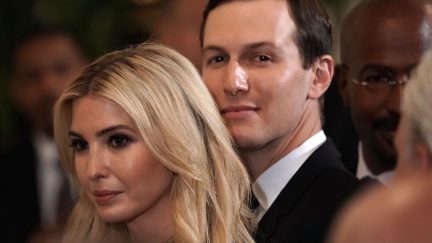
[
  {"xmin": 153, "ymin": 0, "xmax": 207, "ymax": 70},
  {"xmin": 202, "ymin": 0, "xmax": 314, "ymax": 151},
  {"xmin": 69, "ymin": 95, "xmax": 173, "ymax": 224},
  {"xmin": 11, "ymin": 34, "xmax": 86, "ymax": 136},
  {"xmin": 340, "ymin": 12, "xmax": 427, "ymax": 174}
]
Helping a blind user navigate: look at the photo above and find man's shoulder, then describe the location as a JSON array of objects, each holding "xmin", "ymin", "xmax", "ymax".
[
  {"xmin": 0, "ymin": 134, "xmax": 37, "ymax": 168},
  {"xmin": 256, "ymin": 161, "xmax": 359, "ymax": 243}
]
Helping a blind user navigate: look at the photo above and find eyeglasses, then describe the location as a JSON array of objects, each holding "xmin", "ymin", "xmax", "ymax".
[{"xmin": 351, "ymin": 74, "xmax": 409, "ymax": 93}]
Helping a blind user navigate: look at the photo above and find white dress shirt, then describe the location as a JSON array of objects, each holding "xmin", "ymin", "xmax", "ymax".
[
  {"xmin": 33, "ymin": 132, "xmax": 64, "ymax": 228},
  {"xmin": 356, "ymin": 142, "xmax": 394, "ymax": 186},
  {"xmin": 252, "ymin": 131, "xmax": 326, "ymax": 222}
]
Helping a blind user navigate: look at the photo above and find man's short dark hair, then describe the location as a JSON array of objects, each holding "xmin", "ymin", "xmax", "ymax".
[
  {"xmin": 199, "ymin": 0, "xmax": 332, "ymax": 69},
  {"xmin": 9, "ymin": 26, "xmax": 86, "ymax": 73}
]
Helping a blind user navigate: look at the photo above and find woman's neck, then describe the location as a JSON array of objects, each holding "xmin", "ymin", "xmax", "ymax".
[{"xmin": 127, "ymin": 191, "xmax": 173, "ymax": 243}]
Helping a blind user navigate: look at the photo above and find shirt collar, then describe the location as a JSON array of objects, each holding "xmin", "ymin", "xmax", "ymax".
[
  {"xmin": 252, "ymin": 131, "xmax": 326, "ymax": 221},
  {"xmin": 32, "ymin": 131, "xmax": 58, "ymax": 167},
  {"xmin": 356, "ymin": 142, "xmax": 394, "ymax": 186}
]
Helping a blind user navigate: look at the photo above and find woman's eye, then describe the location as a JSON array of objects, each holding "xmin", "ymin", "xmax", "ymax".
[
  {"xmin": 109, "ymin": 135, "xmax": 131, "ymax": 148},
  {"xmin": 69, "ymin": 139, "xmax": 88, "ymax": 152}
]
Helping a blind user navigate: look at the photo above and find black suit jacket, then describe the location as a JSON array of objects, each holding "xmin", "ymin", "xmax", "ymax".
[
  {"xmin": 255, "ymin": 139, "xmax": 359, "ymax": 243},
  {"xmin": 2, "ymin": 135, "xmax": 41, "ymax": 243}
]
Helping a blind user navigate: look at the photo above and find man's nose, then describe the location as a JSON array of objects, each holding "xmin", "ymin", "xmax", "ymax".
[
  {"xmin": 40, "ymin": 71, "xmax": 67, "ymax": 97},
  {"xmin": 223, "ymin": 62, "xmax": 249, "ymax": 96},
  {"xmin": 386, "ymin": 83, "xmax": 405, "ymax": 114}
]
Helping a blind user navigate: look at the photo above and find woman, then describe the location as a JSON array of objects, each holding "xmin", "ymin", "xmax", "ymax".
[{"xmin": 53, "ymin": 42, "xmax": 254, "ymax": 243}]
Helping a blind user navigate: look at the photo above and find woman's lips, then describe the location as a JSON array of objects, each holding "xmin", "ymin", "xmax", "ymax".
[{"xmin": 93, "ymin": 190, "xmax": 120, "ymax": 205}]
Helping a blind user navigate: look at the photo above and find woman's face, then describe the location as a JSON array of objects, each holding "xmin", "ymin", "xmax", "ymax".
[{"xmin": 69, "ymin": 95, "xmax": 173, "ymax": 224}]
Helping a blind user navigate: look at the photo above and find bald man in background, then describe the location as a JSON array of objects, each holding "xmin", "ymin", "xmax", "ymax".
[{"xmin": 336, "ymin": 0, "xmax": 432, "ymax": 185}]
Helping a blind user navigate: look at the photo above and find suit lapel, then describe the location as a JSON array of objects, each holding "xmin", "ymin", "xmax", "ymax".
[{"xmin": 257, "ymin": 139, "xmax": 342, "ymax": 238}]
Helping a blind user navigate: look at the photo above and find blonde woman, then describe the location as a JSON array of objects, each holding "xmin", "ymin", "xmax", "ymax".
[{"xmin": 53, "ymin": 42, "xmax": 255, "ymax": 243}]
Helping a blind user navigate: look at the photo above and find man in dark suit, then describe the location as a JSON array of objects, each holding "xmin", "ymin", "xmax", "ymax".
[
  {"xmin": 336, "ymin": 0, "xmax": 432, "ymax": 185},
  {"xmin": 200, "ymin": 0, "xmax": 359, "ymax": 242},
  {"xmin": 2, "ymin": 27, "xmax": 87, "ymax": 243}
]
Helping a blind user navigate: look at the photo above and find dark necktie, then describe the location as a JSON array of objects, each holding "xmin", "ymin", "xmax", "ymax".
[{"xmin": 250, "ymin": 192, "xmax": 260, "ymax": 210}]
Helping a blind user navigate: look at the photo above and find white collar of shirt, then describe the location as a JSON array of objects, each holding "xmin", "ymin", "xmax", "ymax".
[
  {"xmin": 32, "ymin": 131, "xmax": 63, "ymax": 228},
  {"xmin": 356, "ymin": 142, "xmax": 394, "ymax": 186},
  {"xmin": 252, "ymin": 131, "xmax": 326, "ymax": 222}
]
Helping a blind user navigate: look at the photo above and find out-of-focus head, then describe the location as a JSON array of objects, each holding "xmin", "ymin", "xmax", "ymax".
[
  {"xmin": 152, "ymin": 0, "xmax": 207, "ymax": 70},
  {"xmin": 10, "ymin": 27, "xmax": 88, "ymax": 137},
  {"xmin": 395, "ymin": 49, "xmax": 432, "ymax": 179},
  {"xmin": 338, "ymin": 0, "xmax": 432, "ymax": 175},
  {"xmin": 328, "ymin": 173, "xmax": 432, "ymax": 243}
]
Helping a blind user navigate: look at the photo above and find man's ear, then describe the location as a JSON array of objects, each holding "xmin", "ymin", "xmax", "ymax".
[
  {"xmin": 336, "ymin": 64, "xmax": 350, "ymax": 107},
  {"xmin": 308, "ymin": 55, "xmax": 333, "ymax": 100}
]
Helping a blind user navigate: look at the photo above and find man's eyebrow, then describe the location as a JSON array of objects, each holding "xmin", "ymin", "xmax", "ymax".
[
  {"xmin": 203, "ymin": 41, "xmax": 276, "ymax": 54},
  {"xmin": 244, "ymin": 41, "xmax": 276, "ymax": 50},
  {"xmin": 202, "ymin": 45, "xmax": 226, "ymax": 54},
  {"xmin": 359, "ymin": 64, "xmax": 393, "ymax": 76}
]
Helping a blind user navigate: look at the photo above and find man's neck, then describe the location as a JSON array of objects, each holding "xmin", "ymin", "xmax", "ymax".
[{"xmin": 241, "ymin": 101, "xmax": 322, "ymax": 181}]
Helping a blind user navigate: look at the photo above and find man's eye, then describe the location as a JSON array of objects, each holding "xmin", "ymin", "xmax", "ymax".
[
  {"xmin": 364, "ymin": 74, "xmax": 391, "ymax": 84},
  {"xmin": 214, "ymin": 56, "xmax": 225, "ymax": 62},
  {"xmin": 255, "ymin": 55, "xmax": 271, "ymax": 62},
  {"xmin": 109, "ymin": 135, "xmax": 130, "ymax": 148},
  {"xmin": 207, "ymin": 55, "xmax": 228, "ymax": 65},
  {"xmin": 54, "ymin": 62, "xmax": 71, "ymax": 76},
  {"xmin": 69, "ymin": 139, "xmax": 88, "ymax": 152}
]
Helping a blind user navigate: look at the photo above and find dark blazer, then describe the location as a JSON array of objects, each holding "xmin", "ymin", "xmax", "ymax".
[
  {"xmin": 255, "ymin": 139, "xmax": 360, "ymax": 243},
  {"xmin": 2, "ymin": 135, "xmax": 41, "ymax": 243},
  {"xmin": 323, "ymin": 77, "xmax": 359, "ymax": 174}
]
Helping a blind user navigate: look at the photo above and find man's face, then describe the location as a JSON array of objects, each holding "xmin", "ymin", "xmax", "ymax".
[
  {"xmin": 202, "ymin": 0, "xmax": 315, "ymax": 151},
  {"xmin": 11, "ymin": 34, "xmax": 87, "ymax": 136},
  {"xmin": 340, "ymin": 13, "xmax": 426, "ymax": 173}
]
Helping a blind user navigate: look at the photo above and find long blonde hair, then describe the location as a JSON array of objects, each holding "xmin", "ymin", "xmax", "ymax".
[
  {"xmin": 402, "ymin": 49, "xmax": 432, "ymax": 159},
  {"xmin": 53, "ymin": 42, "xmax": 255, "ymax": 242}
]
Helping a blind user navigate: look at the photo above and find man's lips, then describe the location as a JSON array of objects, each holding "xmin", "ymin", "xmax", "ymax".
[
  {"xmin": 93, "ymin": 190, "xmax": 121, "ymax": 205},
  {"xmin": 220, "ymin": 106, "xmax": 259, "ymax": 119}
]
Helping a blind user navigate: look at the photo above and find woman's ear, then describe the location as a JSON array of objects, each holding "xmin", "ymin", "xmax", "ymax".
[{"xmin": 308, "ymin": 55, "xmax": 334, "ymax": 100}]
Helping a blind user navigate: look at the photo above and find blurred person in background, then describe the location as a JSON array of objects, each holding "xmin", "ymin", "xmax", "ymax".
[
  {"xmin": 327, "ymin": 174, "xmax": 432, "ymax": 243},
  {"xmin": 336, "ymin": 0, "xmax": 432, "ymax": 185},
  {"xmin": 327, "ymin": 48, "xmax": 432, "ymax": 243},
  {"xmin": 1, "ymin": 26, "xmax": 88, "ymax": 243},
  {"xmin": 150, "ymin": 0, "xmax": 207, "ymax": 70}
]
